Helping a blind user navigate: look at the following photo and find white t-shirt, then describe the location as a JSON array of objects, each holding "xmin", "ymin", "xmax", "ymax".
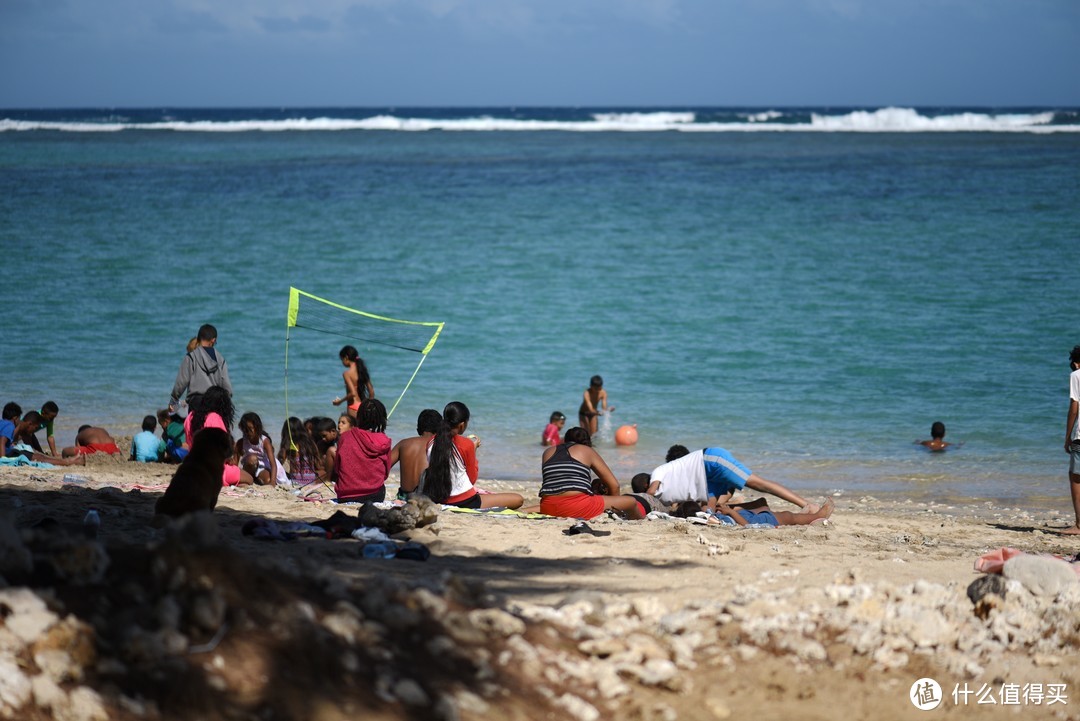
[
  {"xmin": 1071, "ymin": 368, "xmax": 1080, "ymax": 441},
  {"xmin": 650, "ymin": 449, "xmax": 708, "ymax": 504}
]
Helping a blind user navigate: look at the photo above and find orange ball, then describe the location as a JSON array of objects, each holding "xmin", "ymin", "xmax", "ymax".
[{"xmin": 615, "ymin": 424, "xmax": 638, "ymax": 446}]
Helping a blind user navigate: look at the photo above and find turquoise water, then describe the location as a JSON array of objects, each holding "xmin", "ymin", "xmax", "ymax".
[{"xmin": 2, "ymin": 108, "xmax": 1078, "ymax": 505}]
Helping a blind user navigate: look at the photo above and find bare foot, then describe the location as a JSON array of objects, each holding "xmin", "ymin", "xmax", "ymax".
[
  {"xmin": 1059, "ymin": 525, "xmax": 1080, "ymax": 535},
  {"xmin": 800, "ymin": 500, "xmax": 821, "ymax": 514},
  {"xmin": 814, "ymin": 498, "xmax": 835, "ymax": 520},
  {"xmin": 71, "ymin": 454, "xmax": 86, "ymax": 466}
]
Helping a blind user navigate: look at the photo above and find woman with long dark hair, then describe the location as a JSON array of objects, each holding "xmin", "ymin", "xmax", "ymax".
[
  {"xmin": 182, "ymin": 386, "xmax": 252, "ymax": 486},
  {"xmin": 421, "ymin": 401, "xmax": 523, "ymax": 509},
  {"xmin": 333, "ymin": 345, "xmax": 374, "ymax": 418}
]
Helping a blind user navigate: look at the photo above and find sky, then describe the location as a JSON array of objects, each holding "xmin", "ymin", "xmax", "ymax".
[{"xmin": 1, "ymin": 0, "xmax": 1078, "ymax": 107}]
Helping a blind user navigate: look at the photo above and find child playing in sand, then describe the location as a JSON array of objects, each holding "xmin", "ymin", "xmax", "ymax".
[
  {"xmin": 131, "ymin": 415, "xmax": 166, "ymax": 462},
  {"xmin": 278, "ymin": 417, "xmax": 322, "ymax": 486},
  {"xmin": 917, "ymin": 421, "xmax": 956, "ymax": 451},
  {"xmin": 158, "ymin": 409, "xmax": 187, "ymax": 462},
  {"xmin": 6, "ymin": 410, "xmax": 86, "ymax": 466},
  {"xmin": 37, "ymin": 401, "xmax": 59, "ymax": 456},
  {"xmin": 578, "ymin": 376, "xmax": 614, "ymax": 436},
  {"xmin": 333, "ymin": 345, "xmax": 374, "ymax": 418},
  {"xmin": 542, "ymin": 411, "xmax": 566, "ymax": 446},
  {"xmin": 236, "ymin": 412, "xmax": 279, "ymax": 486},
  {"xmin": 334, "ymin": 399, "xmax": 391, "ymax": 503},
  {"xmin": 422, "ymin": 401, "xmax": 524, "ymax": 509}
]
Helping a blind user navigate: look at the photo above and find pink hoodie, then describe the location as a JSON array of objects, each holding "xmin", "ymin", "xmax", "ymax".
[{"xmin": 334, "ymin": 428, "xmax": 392, "ymax": 501}]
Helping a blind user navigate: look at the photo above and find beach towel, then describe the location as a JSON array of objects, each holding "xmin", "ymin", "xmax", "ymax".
[
  {"xmin": 0, "ymin": 455, "xmax": 54, "ymax": 469},
  {"xmin": 447, "ymin": 507, "xmax": 557, "ymax": 520}
]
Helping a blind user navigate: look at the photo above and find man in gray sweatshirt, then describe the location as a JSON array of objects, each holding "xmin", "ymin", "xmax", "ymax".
[{"xmin": 170, "ymin": 324, "xmax": 232, "ymax": 413}]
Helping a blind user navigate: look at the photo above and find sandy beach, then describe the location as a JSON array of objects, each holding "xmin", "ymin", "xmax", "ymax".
[{"xmin": 2, "ymin": 450, "xmax": 1079, "ymax": 721}]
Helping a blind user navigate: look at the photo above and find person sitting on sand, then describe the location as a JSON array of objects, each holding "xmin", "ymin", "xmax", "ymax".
[
  {"xmin": 0, "ymin": 402, "xmax": 22, "ymax": 458},
  {"xmin": 334, "ymin": 399, "xmax": 392, "ymax": 503},
  {"xmin": 131, "ymin": 415, "xmax": 166, "ymax": 462},
  {"xmin": 236, "ymin": 411, "xmax": 280, "ymax": 486},
  {"xmin": 917, "ymin": 421, "xmax": 956, "ymax": 451},
  {"xmin": 390, "ymin": 408, "xmax": 441, "ymax": 500},
  {"xmin": 181, "ymin": 386, "xmax": 253, "ymax": 486},
  {"xmin": 37, "ymin": 401, "xmax": 60, "ymax": 456},
  {"xmin": 278, "ymin": 417, "xmax": 322, "ymax": 486},
  {"xmin": 421, "ymin": 401, "xmax": 524, "ymax": 509},
  {"xmin": 158, "ymin": 408, "xmax": 187, "ymax": 462},
  {"xmin": 534, "ymin": 426, "xmax": 643, "ymax": 520},
  {"xmin": 8, "ymin": 411, "xmax": 86, "ymax": 466},
  {"xmin": 649, "ymin": 444, "xmax": 819, "ymax": 514},
  {"xmin": 542, "ymin": 411, "xmax": 566, "ymax": 447},
  {"xmin": 62, "ymin": 425, "xmax": 122, "ymax": 456}
]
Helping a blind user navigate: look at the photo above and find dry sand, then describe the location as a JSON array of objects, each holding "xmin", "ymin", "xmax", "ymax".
[{"xmin": 1, "ymin": 450, "xmax": 1079, "ymax": 721}]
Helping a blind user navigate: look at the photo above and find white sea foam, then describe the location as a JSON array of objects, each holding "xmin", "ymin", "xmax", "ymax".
[{"xmin": 1, "ymin": 108, "xmax": 1074, "ymax": 133}]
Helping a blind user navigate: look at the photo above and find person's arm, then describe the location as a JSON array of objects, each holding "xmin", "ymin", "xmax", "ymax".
[
  {"xmin": 219, "ymin": 358, "xmax": 233, "ymax": 397},
  {"xmin": 170, "ymin": 354, "xmax": 194, "ymax": 409},
  {"xmin": 457, "ymin": 436, "xmax": 479, "ymax": 483},
  {"xmin": 365, "ymin": 379, "xmax": 375, "ymax": 400},
  {"xmin": 1067, "ymin": 398, "xmax": 1079, "ymax": 453},
  {"xmin": 706, "ymin": 493, "xmax": 717, "ymax": 514},
  {"xmin": 647, "ymin": 480, "xmax": 661, "ymax": 496},
  {"xmin": 744, "ymin": 475, "xmax": 808, "ymax": 509},
  {"xmin": 263, "ymin": 437, "xmax": 278, "ymax": 482},
  {"xmin": 599, "ymin": 389, "xmax": 608, "ymax": 414},
  {"xmin": 389, "ymin": 441, "xmax": 401, "ymax": 468},
  {"xmin": 0, "ymin": 435, "xmax": 7, "ymax": 457},
  {"xmin": 46, "ymin": 423, "xmax": 57, "ymax": 455},
  {"xmin": 717, "ymin": 503, "xmax": 748, "ymax": 526},
  {"xmin": 583, "ymin": 446, "xmax": 621, "ymax": 495},
  {"xmin": 130, "ymin": 438, "xmax": 137, "ymax": 461},
  {"xmin": 234, "ymin": 438, "xmax": 243, "ymax": 465}
]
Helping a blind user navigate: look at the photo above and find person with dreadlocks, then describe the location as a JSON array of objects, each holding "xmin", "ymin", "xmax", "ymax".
[{"xmin": 334, "ymin": 398, "xmax": 392, "ymax": 503}]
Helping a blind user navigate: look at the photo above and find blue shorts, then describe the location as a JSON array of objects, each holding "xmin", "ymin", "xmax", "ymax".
[
  {"xmin": 1070, "ymin": 441, "xmax": 1080, "ymax": 476},
  {"xmin": 737, "ymin": 509, "xmax": 778, "ymax": 527},
  {"xmin": 703, "ymin": 447, "xmax": 752, "ymax": 497}
]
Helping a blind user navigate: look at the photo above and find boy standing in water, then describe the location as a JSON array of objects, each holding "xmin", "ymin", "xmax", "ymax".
[
  {"xmin": 1063, "ymin": 345, "xmax": 1080, "ymax": 535},
  {"xmin": 578, "ymin": 375, "xmax": 614, "ymax": 437}
]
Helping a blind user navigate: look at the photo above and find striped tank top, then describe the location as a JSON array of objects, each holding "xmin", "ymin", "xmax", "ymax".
[{"xmin": 539, "ymin": 443, "xmax": 594, "ymax": 497}]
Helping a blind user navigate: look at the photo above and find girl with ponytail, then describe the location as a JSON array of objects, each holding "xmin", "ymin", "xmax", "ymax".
[{"xmin": 422, "ymin": 401, "xmax": 523, "ymax": 509}]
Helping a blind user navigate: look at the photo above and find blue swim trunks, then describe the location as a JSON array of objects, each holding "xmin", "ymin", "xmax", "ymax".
[
  {"xmin": 736, "ymin": 509, "xmax": 779, "ymax": 527},
  {"xmin": 703, "ymin": 447, "xmax": 752, "ymax": 497}
]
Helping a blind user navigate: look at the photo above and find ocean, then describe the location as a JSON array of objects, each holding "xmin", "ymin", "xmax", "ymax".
[{"xmin": 2, "ymin": 106, "xmax": 1078, "ymax": 507}]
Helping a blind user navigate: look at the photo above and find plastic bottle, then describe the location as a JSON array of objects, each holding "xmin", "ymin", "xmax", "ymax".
[{"xmin": 83, "ymin": 509, "xmax": 101, "ymax": 540}]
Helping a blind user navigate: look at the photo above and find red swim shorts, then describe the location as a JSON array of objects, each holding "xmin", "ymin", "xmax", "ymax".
[
  {"xmin": 76, "ymin": 443, "xmax": 121, "ymax": 455},
  {"xmin": 540, "ymin": 492, "xmax": 606, "ymax": 520}
]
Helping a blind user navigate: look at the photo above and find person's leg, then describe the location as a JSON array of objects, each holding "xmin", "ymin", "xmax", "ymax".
[
  {"xmin": 479, "ymin": 493, "xmax": 524, "ymax": 509},
  {"xmin": 603, "ymin": 495, "xmax": 644, "ymax": 519},
  {"xmin": 31, "ymin": 451, "xmax": 85, "ymax": 466},
  {"xmin": 241, "ymin": 454, "xmax": 259, "ymax": 479},
  {"xmin": 744, "ymin": 473, "xmax": 813, "ymax": 511},
  {"xmin": 1064, "ymin": 468, "xmax": 1080, "ymax": 534},
  {"xmin": 773, "ymin": 498, "xmax": 834, "ymax": 526}
]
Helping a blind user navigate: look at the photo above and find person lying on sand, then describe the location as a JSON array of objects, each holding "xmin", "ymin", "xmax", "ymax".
[{"xmin": 62, "ymin": 425, "xmax": 121, "ymax": 456}]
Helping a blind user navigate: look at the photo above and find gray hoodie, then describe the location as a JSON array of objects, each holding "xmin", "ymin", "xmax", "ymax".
[{"xmin": 170, "ymin": 346, "xmax": 232, "ymax": 407}]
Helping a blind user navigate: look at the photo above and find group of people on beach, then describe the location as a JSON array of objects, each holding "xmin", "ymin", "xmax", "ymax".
[{"xmin": 0, "ymin": 400, "xmax": 123, "ymax": 467}]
